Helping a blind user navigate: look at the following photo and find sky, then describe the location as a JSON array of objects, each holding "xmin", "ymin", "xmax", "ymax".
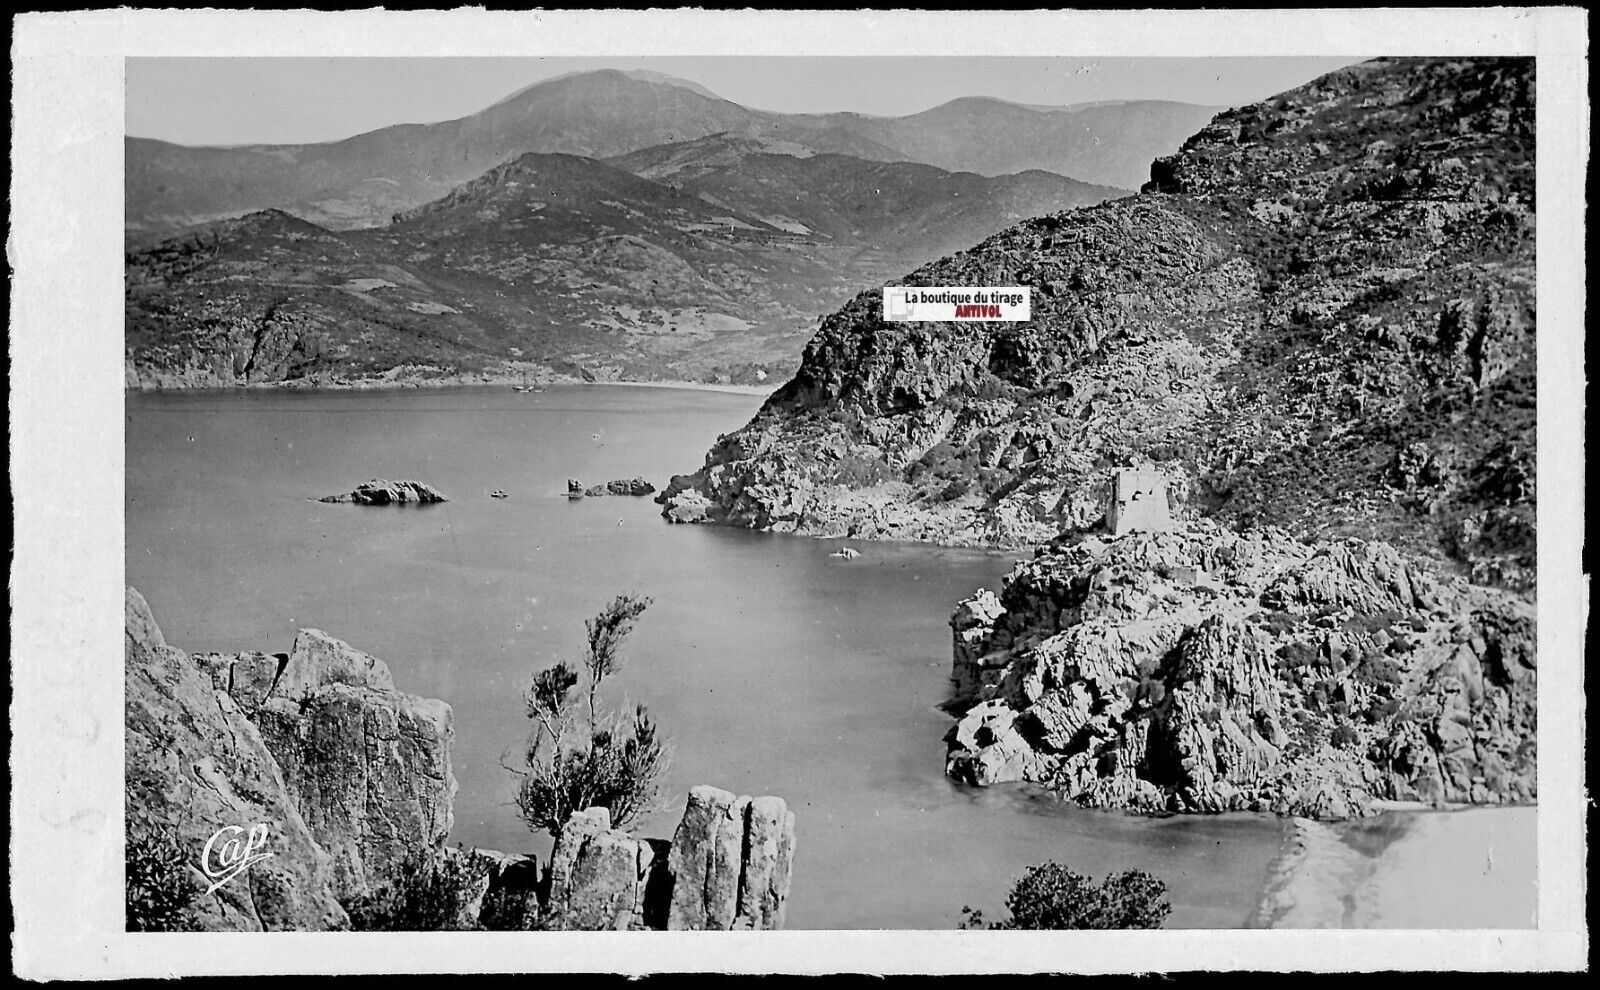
[{"xmin": 126, "ymin": 56, "xmax": 1366, "ymax": 147}]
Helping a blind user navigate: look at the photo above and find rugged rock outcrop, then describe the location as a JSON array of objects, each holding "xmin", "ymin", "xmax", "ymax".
[
  {"xmin": 543, "ymin": 808, "xmax": 672, "ymax": 930},
  {"xmin": 944, "ymin": 523, "xmax": 1536, "ymax": 819},
  {"xmin": 126, "ymin": 588, "xmax": 350, "ymax": 931},
  {"xmin": 667, "ymin": 786, "xmax": 796, "ymax": 931},
  {"xmin": 318, "ymin": 479, "xmax": 450, "ymax": 504},
  {"xmin": 233, "ymin": 631, "xmax": 456, "ymax": 901},
  {"xmin": 659, "ymin": 58, "xmax": 1536, "ymax": 591},
  {"xmin": 532, "ymin": 788, "xmax": 796, "ymax": 931},
  {"xmin": 125, "ymin": 587, "xmax": 456, "ymax": 929}
]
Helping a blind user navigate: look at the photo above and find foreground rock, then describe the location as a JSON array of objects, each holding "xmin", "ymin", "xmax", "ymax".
[
  {"xmin": 126, "ymin": 588, "xmax": 456, "ymax": 929},
  {"xmin": 510, "ymin": 787, "xmax": 796, "ymax": 931},
  {"xmin": 128, "ymin": 587, "xmax": 796, "ymax": 931},
  {"xmin": 945, "ymin": 522, "xmax": 1536, "ymax": 819},
  {"xmin": 319, "ymin": 479, "xmax": 449, "ymax": 504}
]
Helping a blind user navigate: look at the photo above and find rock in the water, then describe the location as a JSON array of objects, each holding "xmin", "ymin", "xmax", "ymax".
[
  {"xmin": 605, "ymin": 477, "xmax": 656, "ymax": 497},
  {"xmin": 584, "ymin": 484, "xmax": 609, "ymax": 497},
  {"xmin": 829, "ymin": 546, "xmax": 861, "ymax": 559},
  {"xmin": 567, "ymin": 479, "xmax": 584, "ymax": 497},
  {"xmin": 319, "ymin": 479, "xmax": 449, "ymax": 505},
  {"xmin": 663, "ymin": 489, "xmax": 712, "ymax": 524},
  {"xmin": 490, "ymin": 489, "xmax": 508, "ymax": 499}
]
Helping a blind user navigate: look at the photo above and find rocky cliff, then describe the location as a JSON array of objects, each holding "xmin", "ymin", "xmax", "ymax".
[
  {"xmin": 659, "ymin": 58, "xmax": 1535, "ymax": 592},
  {"xmin": 126, "ymin": 586, "xmax": 456, "ymax": 929},
  {"xmin": 944, "ymin": 524, "xmax": 1535, "ymax": 819}
]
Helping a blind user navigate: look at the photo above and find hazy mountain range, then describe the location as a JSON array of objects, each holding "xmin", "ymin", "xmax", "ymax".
[
  {"xmin": 126, "ymin": 68, "xmax": 1219, "ymax": 238},
  {"xmin": 126, "ymin": 141, "xmax": 1122, "ymax": 387},
  {"xmin": 128, "ymin": 68, "xmax": 1217, "ymax": 387}
]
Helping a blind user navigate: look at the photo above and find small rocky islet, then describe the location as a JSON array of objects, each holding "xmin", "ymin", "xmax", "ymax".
[
  {"xmin": 317, "ymin": 479, "xmax": 450, "ymax": 505},
  {"xmin": 566, "ymin": 476, "xmax": 657, "ymax": 499}
]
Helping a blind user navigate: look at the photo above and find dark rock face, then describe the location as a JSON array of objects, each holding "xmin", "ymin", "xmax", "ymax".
[
  {"xmin": 319, "ymin": 479, "xmax": 449, "ymax": 504},
  {"xmin": 944, "ymin": 524, "xmax": 1536, "ymax": 819},
  {"xmin": 660, "ymin": 57, "xmax": 1536, "ymax": 591},
  {"xmin": 125, "ymin": 588, "xmax": 456, "ymax": 929},
  {"xmin": 245, "ymin": 630, "xmax": 456, "ymax": 901}
]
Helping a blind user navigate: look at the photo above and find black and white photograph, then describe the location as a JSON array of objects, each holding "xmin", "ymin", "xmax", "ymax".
[{"xmin": 10, "ymin": 7, "xmax": 1589, "ymax": 977}]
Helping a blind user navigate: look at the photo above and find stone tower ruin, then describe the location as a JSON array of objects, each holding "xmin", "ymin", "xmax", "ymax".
[{"xmin": 1107, "ymin": 469, "xmax": 1173, "ymax": 536}]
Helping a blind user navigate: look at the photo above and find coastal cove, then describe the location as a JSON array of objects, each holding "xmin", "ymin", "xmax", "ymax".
[{"xmin": 125, "ymin": 384, "xmax": 1528, "ymax": 929}]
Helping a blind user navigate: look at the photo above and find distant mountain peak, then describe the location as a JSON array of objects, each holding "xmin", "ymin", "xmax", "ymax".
[{"xmin": 489, "ymin": 67, "xmax": 729, "ymax": 109}]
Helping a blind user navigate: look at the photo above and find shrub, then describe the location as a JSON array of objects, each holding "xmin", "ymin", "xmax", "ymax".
[
  {"xmin": 126, "ymin": 816, "xmax": 200, "ymax": 932},
  {"xmin": 511, "ymin": 594, "xmax": 669, "ymax": 843},
  {"xmin": 346, "ymin": 847, "xmax": 492, "ymax": 931},
  {"xmin": 961, "ymin": 863, "xmax": 1172, "ymax": 930},
  {"xmin": 1330, "ymin": 721, "xmax": 1361, "ymax": 749}
]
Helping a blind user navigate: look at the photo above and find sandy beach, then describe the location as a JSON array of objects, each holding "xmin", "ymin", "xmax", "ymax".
[{"xmin": 1255, "ymin": 806, "xmax": 1537, "ymax": 929}]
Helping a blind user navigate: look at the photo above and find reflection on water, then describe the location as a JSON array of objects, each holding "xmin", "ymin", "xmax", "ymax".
[{"xmin": 126, "ymin": 385, "xmax": 1286, "ymax": 930}]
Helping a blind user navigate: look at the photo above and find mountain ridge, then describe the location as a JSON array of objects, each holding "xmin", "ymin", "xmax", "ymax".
[
  {"xmin": 126, "ymin": 140, "xmax": 1127, "ymax": 388},
  {"xmin": 127, "ymin": 69, "xmax": 1215, "ymax": 238}
]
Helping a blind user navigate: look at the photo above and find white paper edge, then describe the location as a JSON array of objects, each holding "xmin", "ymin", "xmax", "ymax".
[{"xmin": 8, "ymin": 6, "xmax": 1589, "ymax": 977}]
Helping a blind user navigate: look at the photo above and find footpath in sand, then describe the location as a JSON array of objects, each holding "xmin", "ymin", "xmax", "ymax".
[{"xmin": 1254, "ymin": 806, "xmax": 1537, "ymax": 928}]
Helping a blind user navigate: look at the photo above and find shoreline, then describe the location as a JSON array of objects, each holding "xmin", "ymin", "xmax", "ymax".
[
  {"xmin": 125, "ymin": 376, "xmax": 781, "ymax": 398},
  {"xmin": 1253, "ymin": 806, "xmax": 1537, "ymax": 929}
]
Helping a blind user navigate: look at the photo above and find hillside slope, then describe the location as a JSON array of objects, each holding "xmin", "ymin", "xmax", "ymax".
[
  {"xmin": 126, "ymin": 146, "xmax": 1124, "ymax": 387},
  {"xmin": 659, "ymin": 57, "xmax": 1536, "ymax": 590}
]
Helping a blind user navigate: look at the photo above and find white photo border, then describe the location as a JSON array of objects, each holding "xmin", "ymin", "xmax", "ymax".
[{"xmin": 9, "ymin": 6, "xmax": 1589, "ymax": 976}]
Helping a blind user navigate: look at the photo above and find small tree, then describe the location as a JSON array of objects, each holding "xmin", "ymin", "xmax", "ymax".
[
  {"xmin": 960, "ymin": 863, "xmax": 1172, "ymax": 930},
  {"xmin": 511, "ymin": 594, "xmax": 668, "ymax": 842}
]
